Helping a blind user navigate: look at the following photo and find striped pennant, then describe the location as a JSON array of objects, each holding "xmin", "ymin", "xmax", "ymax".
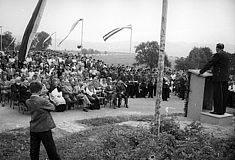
[
  {"xmin": 42, "ymin": 32, "xmax": 56, "ymax": 46},
  {"xmin": 103, "ymin": 24, "xmax": 132, "ymax": 41},
  {"xmin": 18, "ymin": 0, "xmax": 47, "ymax": 63},
  {"xmin": 58, "ymin": 19, "xmax": 83, "ymax": 46}
]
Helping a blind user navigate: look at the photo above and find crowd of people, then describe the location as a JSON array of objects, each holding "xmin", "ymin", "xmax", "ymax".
[
  {"xmin": 0, "ymin": 46, "xmax": 234, "ymax": 160},
  {"xmin": 0, "ymin": 50, "xmax": 190, "ymax": 112}
]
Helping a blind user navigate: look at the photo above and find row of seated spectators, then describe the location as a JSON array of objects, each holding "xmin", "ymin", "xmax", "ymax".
[{"xmin": 0, "ymin": 74, "xmax": 129, "ymax": 112}]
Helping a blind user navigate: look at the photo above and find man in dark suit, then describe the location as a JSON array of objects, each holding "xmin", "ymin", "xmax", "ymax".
[
  {"xmin": 199, "ymin": 43, "xmax": 230, "ymax": 115},
  {"xmin": 26, "ymin": 81, "xmax": 61, "ymax": 160}
]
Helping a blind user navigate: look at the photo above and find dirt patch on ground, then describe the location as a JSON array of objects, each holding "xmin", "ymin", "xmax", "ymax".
[
  {"xmin": 117, "ymin": 117, "xmax": 235, "ymax": 139},
  {"xmin": 52, "ymin": 121, "xmax": 88, "ymax": 139}
]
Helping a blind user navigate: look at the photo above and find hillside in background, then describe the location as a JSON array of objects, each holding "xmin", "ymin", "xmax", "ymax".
[
  {"xmin": 14, "ymin": 34, "xmax": 234, "ymax": 57},
  {"xmin": 52, "ymin": 39, "xmax": 235, "ymax": 57},
  {"xmin": 14, "ymin": 35, "xmax": 235, "ymax": 67}
]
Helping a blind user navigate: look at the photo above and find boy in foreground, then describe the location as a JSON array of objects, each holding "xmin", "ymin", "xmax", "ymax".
[{"xmin": 26, "ymin": 81, "xmax": 61, "ymax": 160}]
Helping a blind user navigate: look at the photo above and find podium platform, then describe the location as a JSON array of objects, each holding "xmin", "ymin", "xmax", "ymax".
[
  {"xmin": 186, "ymin": 69, "xmax": 233, "ymax": 126},
  {"xmin": 200, "ymin": 112, "xmax": 233, "ymax": 126}
]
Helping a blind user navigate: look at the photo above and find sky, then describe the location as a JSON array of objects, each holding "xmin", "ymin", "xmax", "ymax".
[{"xmin": 0, "ymin": 0, "xmax": 235, "ymax": 55}]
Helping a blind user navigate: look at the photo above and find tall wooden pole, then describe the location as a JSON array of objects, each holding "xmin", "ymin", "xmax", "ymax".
[
  {"xmin": 81, "ymin": 19, "xmax": 84, "ymax": 56},
  {"xmin": 155, "ymin": 0, "xmax": 168, "ymax": 136},
  {"xmin": 129, "ymin": 25, "xmax": 132, "ymax": 54},
  {"xmin": 54, "ymin": 32, "xmax": 57, "ymax": 51},
  {"xmin": 13, "ymin": 40, "xmax": 16, "ymax": 52},
  {"xmin": 0, "ymin": 26, "xmax": 2, "ymax": 51}
]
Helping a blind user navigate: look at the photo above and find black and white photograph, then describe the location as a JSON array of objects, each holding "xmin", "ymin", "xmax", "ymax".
[{"xmin": 0, "ymin": 0, "xmax": 234, "ymax": 159}]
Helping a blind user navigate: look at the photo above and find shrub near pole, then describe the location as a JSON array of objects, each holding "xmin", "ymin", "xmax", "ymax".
[{"xmin": 155, "ymin": 0, "xmax": 168, "ymax": 137}]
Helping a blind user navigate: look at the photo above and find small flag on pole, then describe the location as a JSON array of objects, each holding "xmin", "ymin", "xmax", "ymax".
[
  {"xmin": 18, "ymin": 0, "xmax": 47, "ymax": 63},
  {"xmin": 103, "ymin": 25, "xmax": 132, "ymax": 41},
  {"xmin": 42, "ymin": 32, "xmax": 56, "ymax": 46},
  {"xmin": 58, "ymin": 19, "xmax": 83, "ymax": 46}
]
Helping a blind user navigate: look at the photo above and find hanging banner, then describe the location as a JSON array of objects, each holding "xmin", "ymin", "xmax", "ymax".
[
  {"xmin": 58, "ymin": 19, "xmax": 83, "ymax": 46},
  {"xmin": 18, "ymin": 0, "xmax": 47, "ymax": 63},
  {"xmin": 103, "ymin": 24, "xmax": 132, "ymax": 41}
]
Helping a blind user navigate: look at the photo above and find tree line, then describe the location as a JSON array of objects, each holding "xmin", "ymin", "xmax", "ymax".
[{"xmin": 174, "ymin": 46, "xmax": 235, "ymax": 74}]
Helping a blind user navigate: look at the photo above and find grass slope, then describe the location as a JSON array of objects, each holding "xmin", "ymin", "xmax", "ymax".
[{"xmin": 92, "ymin": 53, "xmax": 136, "ymax": 65}]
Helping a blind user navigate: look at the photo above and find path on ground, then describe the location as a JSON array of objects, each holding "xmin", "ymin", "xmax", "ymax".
[{"xmin": 0, "ymin": 94, "xmax": 184, "ymax": 132}]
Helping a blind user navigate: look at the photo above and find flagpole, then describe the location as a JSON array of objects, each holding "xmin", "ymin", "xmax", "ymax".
[
  {"xmin": 0, "ymin": 26, "xmax": 2, "ymax": 51},
  {"xmin": 54, "ymin": 32, "xmax": 56, "ymax": 51},
  {"xmin": 129, "ymin": 25, "xmax": 132, "ymax": 54},
  {"xmin": 81, "ymin": 18, "xmax": 84, "ymax": 56},
  {"xmin": 155, "ymin": 0, "xmax": 168, "ymax": 137},
  {"xmin": 14, "ymin": 40, "xmax": 16, "ymax": 52}
]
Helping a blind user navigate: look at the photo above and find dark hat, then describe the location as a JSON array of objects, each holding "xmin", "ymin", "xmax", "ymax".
[{"xmin": 216, "ymin": 43, "xmax": 224, "ymax": 50}]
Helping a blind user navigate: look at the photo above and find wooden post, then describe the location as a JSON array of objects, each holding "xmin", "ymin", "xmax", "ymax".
[
  {"xmin": 155, "ymin": 0, "xmax": 168, "ymax": 136},
  {"xmin": 0, "ymin": 26, "xmax": 2, "ymax": 51},
  {"xmin": 54, "ymin": 32, "xmax": 57, "ymax": 51},
  {"xmin": 81, "ymin": 19, "xmax": 84, "ymax": 56},
  {"xmin": 129, "ymin": 25, "xmax": 132, "ymax": 54}
]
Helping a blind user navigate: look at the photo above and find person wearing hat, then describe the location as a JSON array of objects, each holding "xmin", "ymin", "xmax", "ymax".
[{"xmin": 199, "ymin": 43, "xmax": 230, "ymax": 115}]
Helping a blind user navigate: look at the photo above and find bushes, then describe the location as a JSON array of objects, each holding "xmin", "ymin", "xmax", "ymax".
[
  {"xmin": 0, "ymin": 115, "xmax": 234, "ymax": 160},
  {"xmin": 61, "ymin": 116, "xmax": 235, "ymax": 160}
]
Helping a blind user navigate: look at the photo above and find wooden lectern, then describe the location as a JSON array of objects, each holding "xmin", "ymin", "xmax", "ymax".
[
  {"xmin": 187, "ymin": 69, "xmax": 213, "ymax": 120},
  {"xmin": 187, "ymin": 69, "xmax": 233, "ymax": 126}
]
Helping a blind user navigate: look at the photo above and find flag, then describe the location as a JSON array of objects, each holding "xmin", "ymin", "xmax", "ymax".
[
  {"xmin": 103, "ymin": 25, "xmax": 132, "ymax": 41},
  {"xmin": 42, "ymin": 32, "xmax": 56, "ymax": 46},
  {"xmin": 6, "ymin": 38, "xmax": 16, "ymax": 50},
  {"xmin": 58, "ymin": 19, "xmax": 83, "ymax": 46},
  {"xmin": 18, "ymin": 0, "xmax": 47, "ymax": 63}
]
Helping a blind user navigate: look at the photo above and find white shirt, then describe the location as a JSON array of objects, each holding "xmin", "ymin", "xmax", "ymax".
[
  {"xmin": 85, "ymin": 86, "xmax": 96, "ymax": 96},
  {"xmin": 21, "ymin": 68, "xmax": 28, "ymax": 75},
  {"xmin": 26, "ymin": 57, "xmax": 32, "ymax": 63},
  {"xmin": 28, "ymin": 71, "xmax": 35, "ymax": 79}
]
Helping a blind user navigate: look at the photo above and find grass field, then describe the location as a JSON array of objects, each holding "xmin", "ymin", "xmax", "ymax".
[{"xmin": 91, "ymin": 52, "xmax": 136, "ymax": 66}]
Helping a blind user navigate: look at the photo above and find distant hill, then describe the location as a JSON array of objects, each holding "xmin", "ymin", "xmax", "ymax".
[
  {"xmin": 55, "ymin": 40, "xmax": 140, "ymax": 54},
  {"xmin": 15, "ymin": 34, "xmax": 235, "ymax": 57},
  {"xmin": 14, "ymin": 34, "xmax": 235, "ymax": 66},
  {"xmin": 53, "ymin": 39, "xmax": 235, "ymax": 57}
]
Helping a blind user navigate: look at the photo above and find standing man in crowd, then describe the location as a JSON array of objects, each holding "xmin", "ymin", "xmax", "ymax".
[
  {"xmin": 26, "ymin": 81, "xmax": 61, "ymax": 160},
  {"xmin": 199, "ymin": 43, "xmax": 230, "ymax": 115}
]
